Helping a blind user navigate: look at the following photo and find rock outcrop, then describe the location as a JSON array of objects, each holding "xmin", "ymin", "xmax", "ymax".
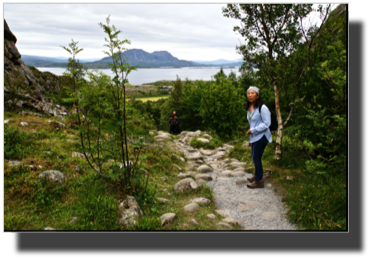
[{"xmin": 4, "ymin": 19, "xmax": 69, "ymax": 119}]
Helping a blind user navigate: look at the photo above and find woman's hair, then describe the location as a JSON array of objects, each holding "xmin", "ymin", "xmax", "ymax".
[{"xmin": 245, "ymin": 96, "xmax": 264, "ymax": 111}]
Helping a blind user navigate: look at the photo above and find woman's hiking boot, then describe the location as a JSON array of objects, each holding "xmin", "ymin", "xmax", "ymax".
[
  {"xmin": 247, "ymin": 180, "xmax": 264, "ymax": 189},
  {"xmin": 247, "ymin": 176, "xmax": 255, "ymax": 182}
]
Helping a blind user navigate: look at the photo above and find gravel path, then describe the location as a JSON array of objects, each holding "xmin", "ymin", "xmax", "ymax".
[{"xmin": 173, "ymin": 131, "xmax": 297, "ymax": 230}]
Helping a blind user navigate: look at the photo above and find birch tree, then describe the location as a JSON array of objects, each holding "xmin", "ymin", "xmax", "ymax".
[{"xmin": 222, "ymin": 4, "xmax": 331, "ymax": 160}]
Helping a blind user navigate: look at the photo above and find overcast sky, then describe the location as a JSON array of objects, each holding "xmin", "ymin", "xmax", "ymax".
[{"xmin": 4, "ymin": 3, "xmax": 337, "ymax": 62}]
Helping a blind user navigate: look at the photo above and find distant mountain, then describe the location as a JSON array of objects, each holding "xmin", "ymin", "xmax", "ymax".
[
  {"xmin": 22, "ymin": 50, "xmax": 242, "ymax": 68},
  {"xmin": 88, "ymin": 49, "xmax": 197, "ymax": 67},
  {"xmin": 22, "ymin": 55, "xmax": 104, "ymax": 66}
]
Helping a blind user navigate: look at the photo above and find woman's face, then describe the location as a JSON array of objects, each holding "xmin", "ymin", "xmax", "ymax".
[{"xmin": 247, "ymin": 89, "xmax": 259, "ymax": 103}]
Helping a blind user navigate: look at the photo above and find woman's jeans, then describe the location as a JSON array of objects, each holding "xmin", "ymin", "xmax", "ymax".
[{"xmin": 251, "ymin": 135, "xmax": 268, "ymax": 181}]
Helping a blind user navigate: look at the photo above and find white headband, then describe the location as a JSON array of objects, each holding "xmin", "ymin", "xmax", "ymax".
[{"xmin": 247, "ymin": 86, "xmax": 260, "ymax": 96}]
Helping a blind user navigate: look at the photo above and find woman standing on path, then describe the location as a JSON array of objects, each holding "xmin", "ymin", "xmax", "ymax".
[{"xmin": 246, "ymin": 86, "xmax": 272, "ymax": 189}]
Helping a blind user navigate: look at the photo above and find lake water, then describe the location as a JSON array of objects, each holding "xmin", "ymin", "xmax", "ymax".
[{"xmin": 36, "ymin": 67, "xmax": 241, "ymax": 86}]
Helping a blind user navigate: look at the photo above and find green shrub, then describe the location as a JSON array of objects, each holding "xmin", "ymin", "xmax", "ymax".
[{"xmin": 4, "ymin": 126, "xmax": 36, "ymax": 159}]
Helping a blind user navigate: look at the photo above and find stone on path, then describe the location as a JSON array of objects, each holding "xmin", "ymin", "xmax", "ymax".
[
  {"xmin": 261, "ymin": 212, "xmax": 281, "ymax": 220},
  {"xmin": 216, "ymin": 222, "xmax": 232, "ymax": 229},
  {"xmin": 215, "ymin": 209, "xmax": 230, "ymax": 217},
  {"xmin": 154, "ymin": 134, "xmax": 170, "ymax": 140},
  {"xmin": 195, "ymin": 174, "xmax": 212, "ymax": 181},
  {"xmin": 177, "ymin": 173, "xmax": 191, "ymax": 178},
  {"xmin": 196, "ymin": 138, "xmax": 209, "ymax": 143},
  {"xmin": 187, "ymin": 147, "xmax": 198, "ymax": 153},
  {"xmin": 230, "ymin": 161, "xmax": 245, "ymax": 167},
  {"xmin": 158, "ymin": 198, "xmax": 172, "ymax": 204},
  {"xmin": 38, "ymin": 170, "xmax": 65, "ymax": 185},
  {"xmin": 207, "ymin": 213, "xmax": 216, "ymax": 220},
  {"xmin": 190, "ymin": 181, "xmax": 199, "ymax": 190},
  {"xmin": 191, "ymin": 219, "xmax": 199, "ymax": 225},
  {"xmin": 44, "ymin": 227, "xmax": 55, "ymax": 230},
  {"xmin": 4, "ymin": 119, "xmax": 10, "ymax": 124},
  {"xmin": 20, "ymin": 122, "xmax": 28, "ymax": 126},
  {"xmin": 197, "ymin": 165, "xmax": 213, "ymax": 173},
  {"xmin": 236, "ymin": 177, "xmax": 248, "ymax": 185},
  {"xmin": 187, "ymin": 152, "xmax": 203, "ymax": 160},
  {"xmin": 285, "ymin": 176, "xmax": 293, "ymax": 180},
  {"xmin": 160, "ymin": 213, "xmax": 177, "ymax": 227},
  {"xmin": 160, "ymin": 177, "xmax": 167, "ymax": 182},
  {"xmin": 233, "ymin": 167, "xmax": 245, "ymax": 172},
  {"xmin": 200, "ymin": 149, "xmax": 214, "ymax": 156},
  {"xmin": 230, "ymin": 171, "xmax": 246, "ymax": 177},
  {"xmin": 174, "ymin": 178, "xmax": 195, "ymax": 193},
  {"xmin": 196, "ymin": 179, "xmax": 207, "ymax": 186},
  {"xmin": 213, "ymin": 151, "xmax": 226, "ymax": 160},
  {"xmin": 267, "ymin": 183, "xmax": 272, "ymax": 188},
  {"xmin": 188, "ymin": 197, "xmax": 211, "ymax": 205},
  {"xmin": 223, "ymin": 218, "xmax": 239, "ymax": 225},
  {"xmin": 69, "ymin": 217, "xmax": 78, "ymax": 225},
  {"xmin": 184, "ymin": 203, "xmax": 200, "ymax": 212},
  {"xmin": 7, "ymin": 160, "xmax": 23, "ymax": 167},
  {"xmin": 220, "ymin": 170, "xmax": 233, "ymax": 177},
  {"xmin": 217, "ymin": 177, "xmax": 230, "ymax": 183},
  {"xmin": 173, "ymin": 164, "xmax": 182, "ymax": 171}
]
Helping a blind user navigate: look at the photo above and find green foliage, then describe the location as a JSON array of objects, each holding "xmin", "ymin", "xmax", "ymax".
[
  {"xmin": 213, "ymin": 67, "xmax": 227, "ymax": 83},
  {"xmin": 4, "ymin": 126, "xmax": 36, "ymax": 159},
  {"xmin": 199, "ymin": 78, "xmax": 246, "ymax": 138},
  {"xmin": 291, "ymin": 7, "xmax": 347, "ymax": 190},
  {"xmin": 71, "ymin": 173, "xmax": 120, "ymax": 230},
  {"xmin": 133, "ymin": 175, "xmax": 159, "ymax": 215},
  {"xmin": 35, "ymin": 178, "xmax": 66, "ymax": 208}
]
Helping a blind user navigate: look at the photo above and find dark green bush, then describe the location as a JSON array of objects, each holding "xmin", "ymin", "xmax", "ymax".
[{"xmin": 4, "ymin": 126, "xmax": 36, "ymax": 159}]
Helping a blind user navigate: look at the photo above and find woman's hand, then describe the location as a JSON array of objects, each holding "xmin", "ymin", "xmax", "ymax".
[{"xmin": 246, "ymin": 129, "xmax": 252, "ymax": 135}]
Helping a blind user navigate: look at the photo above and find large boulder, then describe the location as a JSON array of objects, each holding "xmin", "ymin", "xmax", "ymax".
[
  {"xmin": 174, "ymin": 178, "xmax": 195, "ymax": 193},
  {"xmin": 118, "ymin": 196, "xmax": 143, "ymax": 226},
  {"xmin": 38, "ymin": 170, "xmax": 65, "ymax": 185},
  {"xmin": 4, "ymin": 19, "xmax": 69, "ymax": 119}
]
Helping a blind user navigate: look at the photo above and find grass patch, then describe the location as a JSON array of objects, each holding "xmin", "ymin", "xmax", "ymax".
[
  {"xmin": 138, "ymin": 95, "xmax": 170, "ymax": 102},
  {"xmin": 4, "ymin": 110, "xmax": 241, "ymax": 231}
]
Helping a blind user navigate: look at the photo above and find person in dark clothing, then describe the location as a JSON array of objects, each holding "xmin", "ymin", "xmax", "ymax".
[
  {"xmin": 173, "ymin": 111, "xmax": 179, "ymax": 135},
  {"xmin": 169, "ymin": 112, "xmax": 178, "ymax": 134}
]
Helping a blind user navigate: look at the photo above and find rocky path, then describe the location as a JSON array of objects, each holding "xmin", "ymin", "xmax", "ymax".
[{"xmin": 171, "ymin": 130, "xmax": 297, "ymax": 230}]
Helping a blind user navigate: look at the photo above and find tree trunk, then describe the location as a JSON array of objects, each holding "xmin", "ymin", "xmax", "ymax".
[{"xmin": 273, "ymin": 79, "xmax": 283, "ymax": 161}]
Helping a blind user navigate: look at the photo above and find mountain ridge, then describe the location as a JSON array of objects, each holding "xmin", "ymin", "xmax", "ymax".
[{"xmin": 22, "ymin": 49, "xmax": 243, "ymax": 68}]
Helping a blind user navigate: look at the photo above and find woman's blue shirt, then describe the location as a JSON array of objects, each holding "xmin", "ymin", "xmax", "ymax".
[{"xmin": 247, "ymin": 104, "xmax": 273, "ymax": 143}]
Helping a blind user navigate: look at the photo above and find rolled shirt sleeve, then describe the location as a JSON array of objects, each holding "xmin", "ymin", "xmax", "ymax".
[{"xmin": 251, "ymin": 105, "xmax": 271, "ymax": 135}]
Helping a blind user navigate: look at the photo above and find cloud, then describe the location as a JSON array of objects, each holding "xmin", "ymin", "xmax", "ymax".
[
  {"xmin": 4, "ymin": 3, "xmax": 334, "ymax": 61},
  {"xmin": 4, "ymin": 3, "xmax": 244, "ymax": 61}
]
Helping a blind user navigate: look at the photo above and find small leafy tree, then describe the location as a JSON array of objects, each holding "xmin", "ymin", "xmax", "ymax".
[
  {"xmin": 199, "ymin": 78, "xmax": 246, "ymax": 138},
  {"xmin": 222, "ymin": 4, "xmax": 331, "ymax": 160},
  {"xmin": 96, "ymin": 16, "xmax": 141, "ymax": 187},
  {"xmin": 60, "ymin": 39, "xmax": 87, "ymax": 108}
]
